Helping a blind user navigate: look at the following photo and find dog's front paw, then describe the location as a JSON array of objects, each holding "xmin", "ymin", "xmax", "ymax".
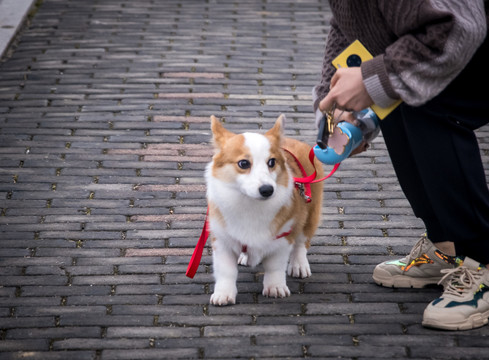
[
  {"xmin": 287, "ymin": 259, "xmax": 311, "ymax": 278},
  {"xmin": 287, "ymin": 249, "xmax": 311, "ymax": 278},
  {"xmin": 210, "ymin": 291, "xmax": 237, "ymax": 306},
  {"xmin": 237, "ymin": 251, "xmax": 249, "ymax": 266},
  {"xmin": 262, "ymin": 284, "xmax": 291, "ymax": 298}
]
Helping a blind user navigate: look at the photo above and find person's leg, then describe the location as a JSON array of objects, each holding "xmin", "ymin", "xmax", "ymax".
[
  {"xmin": 376, "ymin": 36, "xmax": 489, "ymax": 330},
  {"xmin": 399, "ymin": 98, "xmax": 489, "ymax": 264},
  {"xmin": 416, "ymin": 95, "xmax": 489, "ymax": 331},
  {"xmin": 372, "ymin": 108, "xmax": 458, "ymax": 288},
  {"xmin": 374, "ymin": 86, "xmax": 489, "ymax": 282},
  {"xmin": 379, "ymin": 107, "xmax": 447, "ymax": 245}
]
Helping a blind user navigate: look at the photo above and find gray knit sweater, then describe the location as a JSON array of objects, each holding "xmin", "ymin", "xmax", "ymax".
[{"xmin": 314, "ymin": 0, "xmax": 488, "ymax": 112}]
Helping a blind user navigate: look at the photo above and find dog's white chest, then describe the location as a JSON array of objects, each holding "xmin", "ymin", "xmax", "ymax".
[{"xmin": 208, "ymin": 195, "xmax": 294, "ymax": 267}]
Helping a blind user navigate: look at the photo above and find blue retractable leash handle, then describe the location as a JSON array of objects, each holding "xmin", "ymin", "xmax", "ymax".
[{"xmin": 314, "ymin": 108, "xmax": 379, "ymax": 165}]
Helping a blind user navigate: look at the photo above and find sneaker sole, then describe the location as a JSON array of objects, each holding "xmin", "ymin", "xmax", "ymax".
[
  {"xmin": 373, "ymin": 273, "xmax": 441, "ymax": 288},
  {"xmin": 422, "ymin": 310, "xmax": 489, "ymax": 331}
]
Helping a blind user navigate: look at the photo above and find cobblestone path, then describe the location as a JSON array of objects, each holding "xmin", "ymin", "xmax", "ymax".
[{"xmin": 1, "ymin": 0, "xmax": 488, "ymax": 359}]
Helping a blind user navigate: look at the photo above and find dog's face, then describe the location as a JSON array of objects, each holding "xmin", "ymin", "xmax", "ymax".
[{"xmin": 209, "ymin": 115, "xmax": 290, "ymax": 200}]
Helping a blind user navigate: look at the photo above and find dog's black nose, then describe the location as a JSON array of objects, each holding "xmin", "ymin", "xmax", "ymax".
[{"xmin": 259, "ymin": 184, "xmax": 274, "ymax": 198}]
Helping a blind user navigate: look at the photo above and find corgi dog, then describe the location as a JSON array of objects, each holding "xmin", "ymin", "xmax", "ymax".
[{"xmin": 206, "ymin": 114, "xmax": 324, "ymax": 306}]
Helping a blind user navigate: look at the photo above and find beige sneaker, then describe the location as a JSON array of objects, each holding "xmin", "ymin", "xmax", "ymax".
[
  {"xmin": 423, "ymin": 257, "xmax": 489, "ymax": 330},
  {"xmin": 373, "ymin": 235, "xmax": 458, "ymax": 288}
]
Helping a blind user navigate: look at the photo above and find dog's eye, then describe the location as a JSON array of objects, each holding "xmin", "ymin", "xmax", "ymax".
[
  {"xmin": 267, "ymin": 158, "xmax": 276, "ymax": 168},
  {"xmin": 237, "ymin": 159, "xmax": 251, "ymax": 169}
]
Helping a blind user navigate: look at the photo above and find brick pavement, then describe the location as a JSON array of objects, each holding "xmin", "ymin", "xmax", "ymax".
[{"xmin": 1, "ymin": 0, "xmax": 489, "ymax": 359}]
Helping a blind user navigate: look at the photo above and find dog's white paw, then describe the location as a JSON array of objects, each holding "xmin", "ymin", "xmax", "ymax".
[
  {"xmin": 210, "ymin": 291, "xmax": 237, "ymax": 306},
  {"xmin": 262, "ymin": 284, "xmax": 291, "ymax": 298},
  {"xmin": 287, "ymin": 259, "xmax": 311, "ymax": 278},
  {"xmin": 237, "ymin": 251, "xmax": 249, "ymax": 266},
  {"xmin": 287, "ymin": 248, "xmax": 311, "ymax": 278}
]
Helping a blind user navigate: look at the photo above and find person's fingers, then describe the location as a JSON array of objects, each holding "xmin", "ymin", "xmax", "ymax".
[
  {"xmin": 330, "ymin": 71, "xmax": 339, "ymax": 89},
  {"xmin": 334, "ymin": 110, "xmax": 359, "ymax": 126},
  {"xmin": 318, "ymin": 93, "xmax": 334, "ymax": 113}
]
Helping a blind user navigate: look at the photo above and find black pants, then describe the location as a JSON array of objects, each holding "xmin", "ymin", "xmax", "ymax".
[{"xmin": 379, "ymin": 38, "xmax": 489, "ymax": 264}]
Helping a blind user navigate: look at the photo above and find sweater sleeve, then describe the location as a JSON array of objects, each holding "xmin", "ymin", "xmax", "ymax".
[{"xmin": 362, "ymin": 0, "xmax": 487, "ymax": 107}]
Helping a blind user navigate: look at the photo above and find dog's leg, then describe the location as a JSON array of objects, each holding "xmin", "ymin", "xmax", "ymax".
[
  {"xmin": 262, "ymin": 243, "xmax": 292, "ymax": 298},
  {"xmin": 237, "ymin": 247, "xmax": 249, "ymax": 266},
  {"xmin": 287, "ymin": 233, "xmax": 311, "ymax": 278},
  {"xmin": 210, "ymin": 243, "xmax": 238, "ymax": 306}
]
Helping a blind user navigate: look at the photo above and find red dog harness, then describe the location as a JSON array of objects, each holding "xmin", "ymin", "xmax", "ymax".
[{"xmin": 185, "ymin": 148, "xmax": 339, "ymax": 278}]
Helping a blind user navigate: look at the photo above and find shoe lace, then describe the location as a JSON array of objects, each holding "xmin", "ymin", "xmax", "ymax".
[
  {"xmin": 403, "ymin": 236, "xmax": 429, "ymax": 269},
  {"xmin": 438, "ymin": 266, "xmax": 483, "ymax": 298}
]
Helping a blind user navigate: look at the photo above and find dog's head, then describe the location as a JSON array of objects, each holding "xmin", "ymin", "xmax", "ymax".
[{"xmin": 209, "ymin": 115, "xmax": 290, "ymax": 200}]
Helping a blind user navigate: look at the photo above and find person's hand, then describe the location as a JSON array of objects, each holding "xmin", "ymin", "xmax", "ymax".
[{"xmin": 319, "ymin": 67, "xmax": 374, "ymax": 113}]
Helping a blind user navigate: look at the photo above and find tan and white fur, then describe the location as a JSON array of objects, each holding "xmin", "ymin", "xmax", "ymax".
[{"xmin": 206, "ymin": 114, "xmax": 324, "ymax": 306}]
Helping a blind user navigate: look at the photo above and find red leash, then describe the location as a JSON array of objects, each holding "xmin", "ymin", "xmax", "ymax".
[
  {"xmin": 185, "ymin": 148, "xmax": 339, "ymax": 278},
  {"xmin": 185, "ymin": 208, "xmax": 209, "ymax": 278},
  {"xmin": 284, "ymin": 148, "xmax": 340, "ymax": 202}
]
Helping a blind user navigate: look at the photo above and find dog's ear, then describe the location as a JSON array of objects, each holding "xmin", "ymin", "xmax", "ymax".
[
  {"xmin": 210, "ymin": 115, "xmax": 234, "ymax": 149},
  {"xmin": 266, "ymin": 114, "xmax": 285, "ymax": 143}
]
